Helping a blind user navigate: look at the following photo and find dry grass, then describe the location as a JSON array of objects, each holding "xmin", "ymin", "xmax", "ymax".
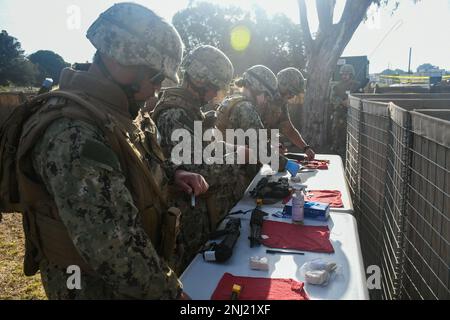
[
  {"xmin": 0, "ymin": 213, "xmax": 46, "ymax": 300},
  {"xmin": 0, "ymin": 86, "xmax": 38, "ymax": 93}
]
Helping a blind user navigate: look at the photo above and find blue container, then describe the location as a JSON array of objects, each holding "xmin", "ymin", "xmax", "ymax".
[
  {"xmin": 285, "ymin": 160, "xmax": 301, "ymax": 176},
  {"xmin": 283, "ymin": 201, "xmax": 330, "ymax": 221},
  {"xmin": 304, "ymin": 201, "xmax": 330, "ymax": 221}
]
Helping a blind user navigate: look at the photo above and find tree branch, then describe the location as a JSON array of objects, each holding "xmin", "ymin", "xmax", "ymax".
[
  {"xmin": 339, "ymin": 0, "xmax": 374, "ymax": 35},
  {"xmin": 338, "ymin": 0, "xmax": 373, "ymax": 44},
  {"xmin": 298, "ymin": 0, "xmax": 313, "ymax": 50},
  {"xmin": 316, "ymin": 0, "xmax": 336, "ymax": 32}
]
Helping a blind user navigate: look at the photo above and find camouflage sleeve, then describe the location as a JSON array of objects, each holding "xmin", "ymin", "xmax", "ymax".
[
  {"xmin": 161, "ymin": 160, "xmax": 179, "ymax": 185},
  {"xmin": 229, "ymin": 101, "xmax": 265, "ymax": 132},
  {"xmin": 156, "ymin": 108, "xmax": 194, "ymax": 157},
  {"xmin": 32, "ymin": 118, "xmax": 182, "ymax": 299},
  {"xmin": 228, "ymin": 101, "xmax": 271, "ymax": 155},
  {"xmin": 156, "ymin": 108, "xmax": 240, "ymax": 187}
]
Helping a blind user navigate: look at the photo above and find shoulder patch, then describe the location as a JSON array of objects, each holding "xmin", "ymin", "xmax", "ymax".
[{"xmin": 80, "ymin": 139, "xmax": 121, "ymax": 172}]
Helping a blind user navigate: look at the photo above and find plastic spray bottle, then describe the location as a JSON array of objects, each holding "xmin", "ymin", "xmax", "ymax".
[{"xmin": 292, "ymin": 185, "xmax": 306, "ymax": 224}]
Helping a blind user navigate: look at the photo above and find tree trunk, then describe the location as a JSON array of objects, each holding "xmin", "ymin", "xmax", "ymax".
[
  {"xmin": 297, "ymin": 0, "xmax": 373, "ymax": 152},
  {"xmin": 301, "ymin": 43, "xmax": 341, "ymax": 151}
]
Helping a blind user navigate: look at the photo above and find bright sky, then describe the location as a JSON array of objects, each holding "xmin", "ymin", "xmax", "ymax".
[{"xmin": 1, "ymin": 0, "xmax": 449, "ymax": 73}]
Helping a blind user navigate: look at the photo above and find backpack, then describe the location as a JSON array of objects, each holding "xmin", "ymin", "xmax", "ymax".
[
  {"xmin": 0, "ymin": 92, "xmax": 28, "ymax": 127},
  {"xmin": 216, "ymin": 95, "xmax": 249, "ymax": 133},
  {"xmin": 0, "ymin": 91, "xmax": 109, "ymax": 217},
  {"xmin": 0, "ymin": 93, "xmax": 42, "ymax": 217}
]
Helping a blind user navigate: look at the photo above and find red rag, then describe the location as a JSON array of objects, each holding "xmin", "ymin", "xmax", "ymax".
[
  {"xmin": 261, "ymin": 220, "xmax": 334, "ymax": 253},
  {"xmin": 306, "ymin": 190, "xmax": 343, "ymax": 208},
  {"xmin": 211, "ymin": 273, "xmax": 309, "ymax": 300},
  {"xmin": 302, "ymin": 160, "xmax": 329, "ymax": 170},
  {"xmin": 283, "ymin": 190, "xmax": 343, "ymax": 208}
]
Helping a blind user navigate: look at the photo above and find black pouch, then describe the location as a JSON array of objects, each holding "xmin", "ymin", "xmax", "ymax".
[{"xmin": 250, "ymin": 177, "xmax": 290, "ymax": 199}]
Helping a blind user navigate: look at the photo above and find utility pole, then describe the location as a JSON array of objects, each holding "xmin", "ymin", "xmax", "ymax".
[{"xmin": 408, "ymin": 47, "xmax": 412, "ymax": 74}]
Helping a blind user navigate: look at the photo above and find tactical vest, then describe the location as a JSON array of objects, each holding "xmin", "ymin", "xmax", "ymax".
[
  {"xmin": 152, "ymin": 87, "xmax": 205, "ymax": 158},
  {"xmin": 216, "ymin": 95, "xmax": 250, "ymax": 134},
  {"xmin": 152, "ymin": 87, "xmax": 205, "ymax": 125},
  {"xmin": 260, "ymin": 100, "xmax": 284, "ymax": 130},
  {"xmin": 333, "ymin": 79, "xmax": 360, "ymax": 101},
  {"xmin": 152, "ymin": 87, "xmax": 234, "ymax": 239},
  {"xmin": 16, "ymin": 90, "xmax": 173, "ymax": 276}
]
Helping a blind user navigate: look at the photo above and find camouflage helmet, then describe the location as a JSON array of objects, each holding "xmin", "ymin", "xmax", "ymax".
[
  {"xmin": 86, "ymin": 2, "xmax": 183, "ymax": 83},
  {"xmin": 242, "ymin": 65, "xmax": 278, "ymax": 98},
  {"xmin": 277, "ymin": 67, "xmax": 305, "ymax": 96},
  {"xmin": 340, "ymin": 64, "xmax": 356, "ymax": 76},
  {"xmin": 181, "ymin": 45, "xmax": 234, "ymax": 90}
]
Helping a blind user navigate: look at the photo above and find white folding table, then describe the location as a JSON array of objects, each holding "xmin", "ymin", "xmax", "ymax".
[{"xmin": 180, "ymin": 155, "xmax": 368, "ymax": 300}]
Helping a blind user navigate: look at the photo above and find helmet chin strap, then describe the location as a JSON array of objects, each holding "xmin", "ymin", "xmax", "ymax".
[{"xmin": 96, "ymin": 54, "xmax": 144, "ymax": 118}]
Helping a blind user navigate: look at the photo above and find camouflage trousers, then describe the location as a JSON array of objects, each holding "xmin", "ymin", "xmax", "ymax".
[
  {"xmin": 328, "ymin": 103, "xmax": 348, "ymax": 160},
  {"xmin": 166, "ymin": 163, "xmax": 251, "ymax": 275},
  {"xmin": 39, "ymin": 260, "xmax": 119, "ymax": 299}
]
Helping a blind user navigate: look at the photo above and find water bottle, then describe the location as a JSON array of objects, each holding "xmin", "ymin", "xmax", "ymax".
[
  {"xmin": 38, "ymin": 78, "xmax": 54, "ymax": 95},
  {"xmin": 292, "ymin": 186, "xmax": 305, "ymax": 224}
]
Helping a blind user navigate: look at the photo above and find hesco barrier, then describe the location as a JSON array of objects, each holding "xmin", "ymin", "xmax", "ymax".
[
  {"xmin": 346, "ymin": 96, "xmax": 362, "ymax": 217},
  {"xmin": 346, "ymin": 94, "xmax": 450, "ymax": 300},
  {"xmin": 375, "ymin": 86, "xmax": 430, "ymax": 94},
  {"xmin": 402, "ymin": 110, "xmax": 450, "ymax": 299},
  {"xmin": 374, "ymin": 86, "xmax": 450, "ymax": 94}
]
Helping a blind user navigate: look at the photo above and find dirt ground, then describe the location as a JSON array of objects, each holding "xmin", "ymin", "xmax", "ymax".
[{"xmin": 0, "ymin": 213, "xmax": 46, "ymax": 299}]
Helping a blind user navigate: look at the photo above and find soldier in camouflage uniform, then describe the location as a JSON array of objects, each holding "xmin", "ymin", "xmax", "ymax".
[
  {"xmin": 217, "ymin": 65, "xmax": 276, "ymax": 135},
  {"xmin": 151, "ymin": 46, "xmax": 249, "ymax": 273},
  {"xmin": 261, "ymin": 68, "xmax": 315, "ymax": 160},
  {"xmin": 216, "ymin": 65, "xmax": 278, "ymax": 179},
  {"xmin": 216, "ymin": 65, "xmax": 293, "ymax": 174},
  {"xmin": 329, "ymin": 64, "xmax": 361, "ymax": 158},
  {"xmin": 16, "ymin": 3, "xmax": 209, "ymax": 299}
]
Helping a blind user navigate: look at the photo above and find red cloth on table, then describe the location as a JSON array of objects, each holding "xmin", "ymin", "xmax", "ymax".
[
  {"xmin": 261, "ymin": 220, "xmax": 334, "ymax": 253},
  {"xmin": 299, "ymin": 160, "xmax": 329, "ymax": 170},
  {"xmin": 306, "ymin": 190, "xmax": 343, "ymax": 208},
  {"xmin": 211, "ymin": 273, "xmax": 309, "ymax": 300},
  {"xmin": 283, "ymin": 190, "xmax": 343, "ymax": 208}
]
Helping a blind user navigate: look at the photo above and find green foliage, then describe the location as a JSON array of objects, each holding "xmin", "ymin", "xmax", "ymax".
[
  {"xmin": 0, "ymin": 30, "xmax": 37, "ymax": 86},
  {"xmin": 416, "ymin": 63, "xmax": 439, "ymax": 73},
  {"xmin": 172, "ymin": 2, "xmax": 306, "ymax": 75},
  {"xmin": 0, "ymin": 30, "xmax": 23, "ymax": 67},
  {"xmin": 28, "ymin": 50, "xmax": 70, "ymax": 85},
  {"xmin": 7, "ymin": 59, "xmax": 39, "ymax": 86}
]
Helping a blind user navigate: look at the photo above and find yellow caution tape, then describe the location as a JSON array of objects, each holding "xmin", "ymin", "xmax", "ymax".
[
  {"xmin": 380, "ymin": 75, "xmax": 450, "ymax": 80},
  {"xmin": 380, "ymin": 75, "xmax": 430, "ymax": 79}
]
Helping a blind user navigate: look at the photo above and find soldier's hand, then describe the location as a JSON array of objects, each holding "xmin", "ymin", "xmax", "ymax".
[
  {"xmin": 279, "ymin": 143, "xmax": 288, "ymax": 155},
  {"xmin": 306, "ymin": 148, "xmax": 315, "ymax": 161},
  {"xmin": 174, "ymin": 170, "xmax": 209, "ymax": 196}
]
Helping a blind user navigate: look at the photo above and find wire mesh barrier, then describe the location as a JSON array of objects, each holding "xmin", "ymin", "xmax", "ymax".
[
  {"xmin": 359, "ymin": 100, "xmax": 391, "ymax": 300},
  {"xmin": 346, "ymin": 96, "xmax": 363, "ymax": 217},
  {"xmin": 346, "ymin": 94, "xmax": 450, "ymax": 300},
  {"xmin": 401, "ymin": 110, "xmax": 450, "ymax": 299},
  {"xmin": 382, "ymin": 104, "xmax": 411, "ymax": 300}
]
